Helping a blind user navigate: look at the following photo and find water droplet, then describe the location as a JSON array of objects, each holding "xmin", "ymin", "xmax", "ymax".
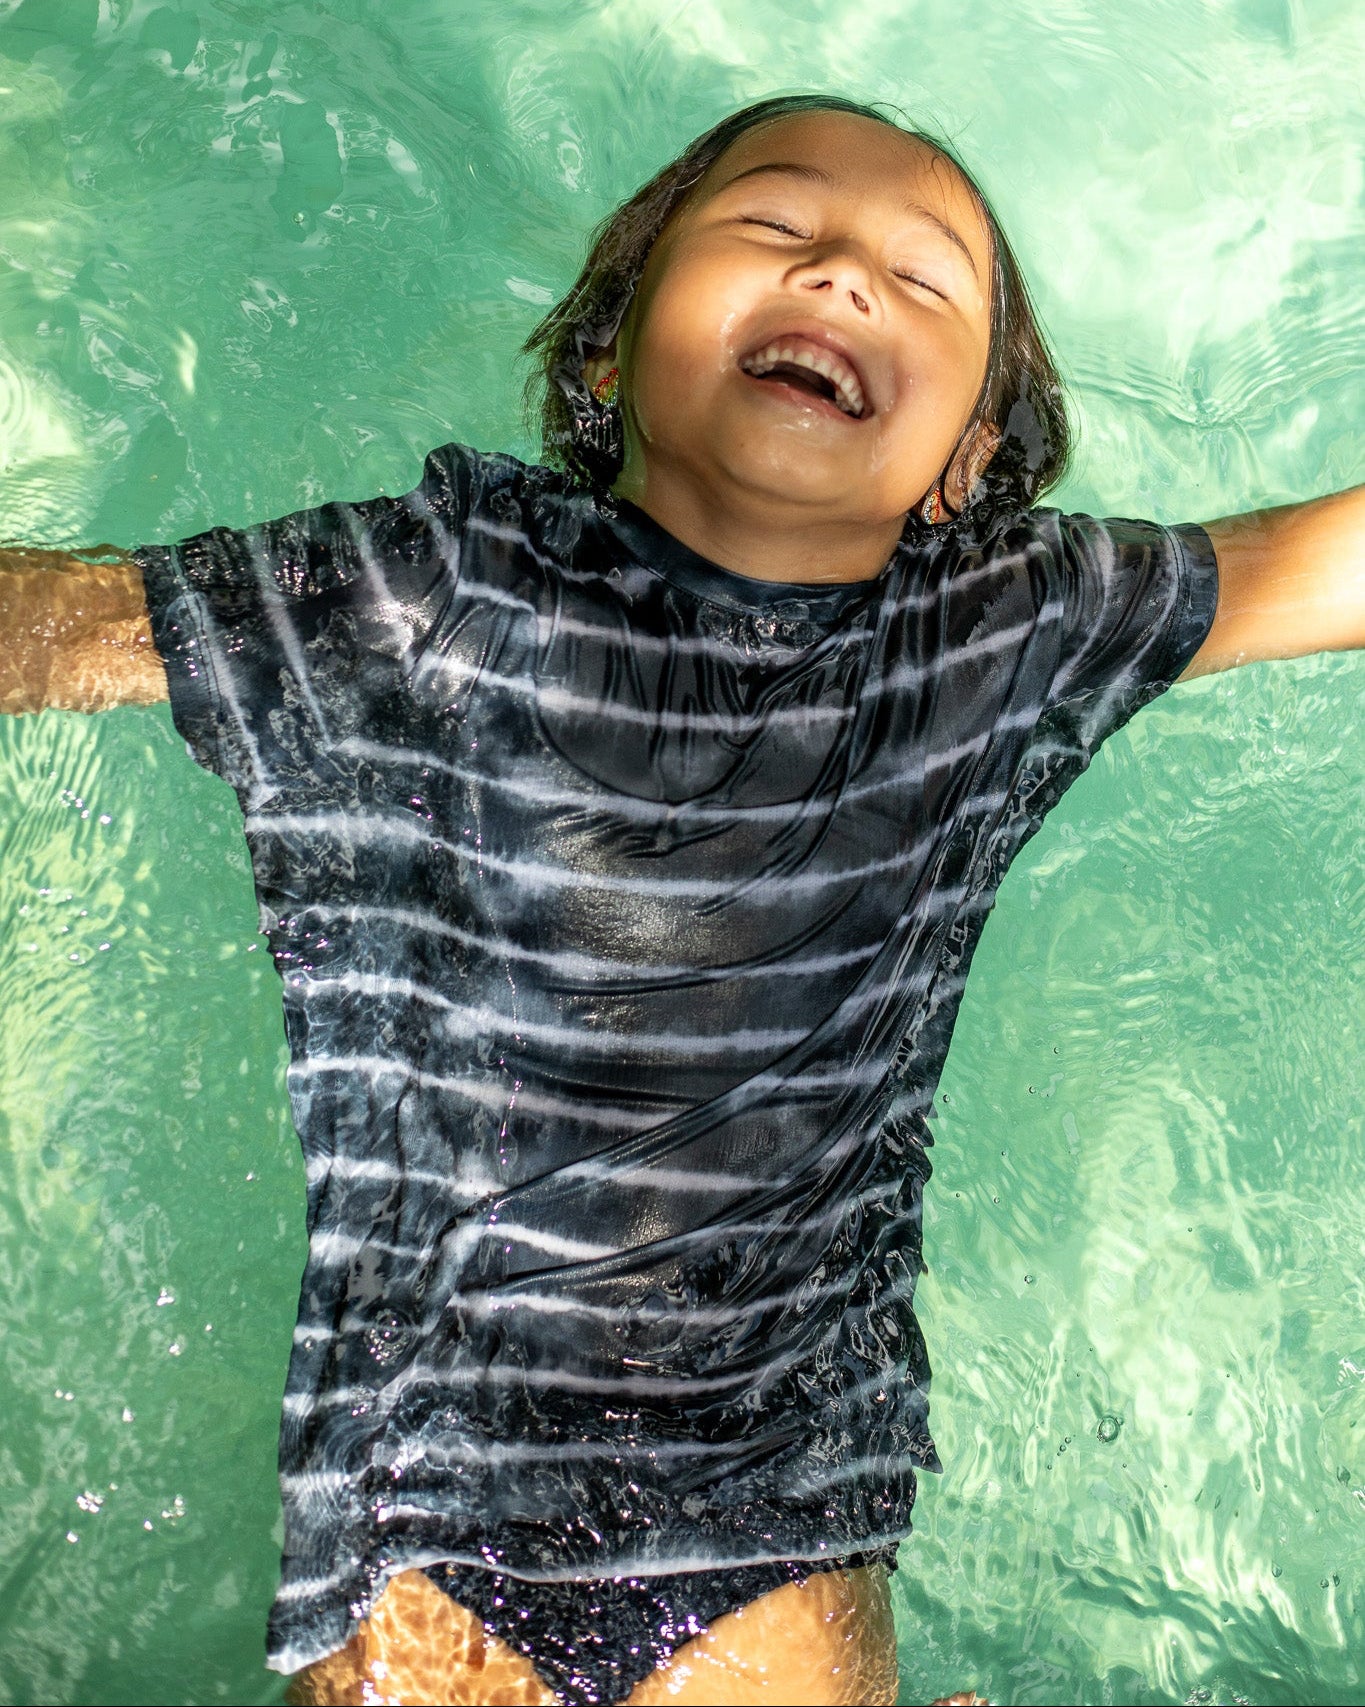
[
  {"xmin": 1336, "ymin": 1465, "xmax": 1352, "ymax": 1483},
  {"xmin": 1097, "ymin": 1413, "xmax": 1123, "ymax": 1443},
  {"xmin": 365, "ymin": 1310, "xmax": 414, "ymax": 1366},
  {"xmin": 1271, "ymin": 1564, "xmax": 1283, "ymax": 1577},
  {"xmin": 1024, "ymin": 1274, "xmax": 1035, "ymax": 1284}
]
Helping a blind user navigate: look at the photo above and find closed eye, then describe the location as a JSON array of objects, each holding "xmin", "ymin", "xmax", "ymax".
[
  {"xmin": 741, "ymin": 218, "xmax": 947, "ymax": 299},
  {"xmin": 740, "ymin": 216, "xmax": 810, "ymax": 238},
  {"xmin": 891, "ymin": 269, "xmax": 947, "ymax": 299},
  {"xmin": 740, "ymin": 215, "xmax": 951, "ymax": 302}
]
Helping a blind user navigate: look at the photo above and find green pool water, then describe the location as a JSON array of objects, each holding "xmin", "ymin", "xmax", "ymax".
[{"xmin": 0, "ymin": 2, "xmax": 1361, "ymax": 1702}]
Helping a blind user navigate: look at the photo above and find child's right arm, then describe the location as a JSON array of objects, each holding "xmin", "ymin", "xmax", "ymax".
[{"xmin": 0, "ymin": 544, "xmax": 168, "ymax": 715}]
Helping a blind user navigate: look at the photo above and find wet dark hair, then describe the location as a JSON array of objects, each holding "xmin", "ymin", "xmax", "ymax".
[{"xmin": 522, "ymin": 93, "xmax": 1071, "ymax": 518}]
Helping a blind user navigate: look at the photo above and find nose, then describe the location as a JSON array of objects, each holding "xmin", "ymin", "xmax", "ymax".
[{"xmin": 797, "ymin": 246, "xmax": 877, "ymax": 315}]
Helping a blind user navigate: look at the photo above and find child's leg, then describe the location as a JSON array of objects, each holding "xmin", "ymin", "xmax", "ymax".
[
  {"xmin": 626, "ymin": 1563, "xmax": 899, "ymax": 1705},
  {"xmin": 288, "ymin": 1570, "xmax": 556, "ymax": 1705},
  {"xmin": 290, "ymin": 1564, "xmax": 898, "ymax": 1706}
]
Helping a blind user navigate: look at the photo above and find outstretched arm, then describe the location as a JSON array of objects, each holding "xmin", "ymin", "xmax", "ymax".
[
  {"xmin": 0, "ymin": 544, "xmax": 167, "ymax": 715},
  {"xmin": 1181, "ymin": 485, "xmax": 1365, "ymax": 678}
]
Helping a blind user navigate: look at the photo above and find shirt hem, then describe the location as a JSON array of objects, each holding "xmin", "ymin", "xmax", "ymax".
[{"xmin": 263, "ymin": 1524, "xmax": 916, "ymax": 1676}]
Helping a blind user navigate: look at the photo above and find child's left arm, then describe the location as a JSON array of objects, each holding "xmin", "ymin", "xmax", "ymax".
[{"xmin": 1181, "ymin": 485, "xmax": 1365, "ymax": 678}]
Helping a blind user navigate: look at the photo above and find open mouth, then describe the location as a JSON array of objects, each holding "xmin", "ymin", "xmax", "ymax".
[{"xmin": 738, "ymin": 335, "xmax": 869, "ymax": 420}]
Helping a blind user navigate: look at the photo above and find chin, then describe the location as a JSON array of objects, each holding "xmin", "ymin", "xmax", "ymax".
[{"xmin": 712, "ymin": 433, "xmax": 860, "ymax": 497}]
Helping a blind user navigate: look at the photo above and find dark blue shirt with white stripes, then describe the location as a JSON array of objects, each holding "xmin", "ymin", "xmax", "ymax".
[{"xmin": 135, "ymin": 444, "xmax": 1218, "ymax": 1674}]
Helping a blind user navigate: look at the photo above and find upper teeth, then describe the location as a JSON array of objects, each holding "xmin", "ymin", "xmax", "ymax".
[{"xmin": 740, "ymin": 341, "xmax": 866, "ymax": 417}]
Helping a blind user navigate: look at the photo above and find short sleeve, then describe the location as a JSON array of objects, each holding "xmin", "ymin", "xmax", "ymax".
[
  {"xmin": 1043, "ymin": 512, "xmax": 1219, "ymax": 758},
  {"xmin": 132, "ymin": 442, "xmax": 477, "ymax": 804}
]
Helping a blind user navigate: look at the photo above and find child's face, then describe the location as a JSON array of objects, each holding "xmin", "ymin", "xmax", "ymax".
[{"xmin": 603, "ymin": 111, "xmax": 996, "ymax": 534}]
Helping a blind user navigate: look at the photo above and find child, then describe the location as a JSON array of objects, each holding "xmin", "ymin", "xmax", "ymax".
[{"xmin": 2, "ymin": 93, "xmax": 1361, "ymax": 1707}]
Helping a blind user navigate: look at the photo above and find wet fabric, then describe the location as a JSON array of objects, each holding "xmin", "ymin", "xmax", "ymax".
[
  {"xmin": 426, "ymin": 1544, "xmax": 897, "ymax": 1704},
  {"xmin": 134, "ymin": 444, "xmax": 1218, "ymax": 1675}
]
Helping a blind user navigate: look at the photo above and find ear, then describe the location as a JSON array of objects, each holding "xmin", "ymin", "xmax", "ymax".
[
  {"xmin": 943, "ymin": 420, "xmax": 1002, "ymax": 512},
  {"xmin": 581, "ymin": 338, "xmax": 619, "ymax": 396}
]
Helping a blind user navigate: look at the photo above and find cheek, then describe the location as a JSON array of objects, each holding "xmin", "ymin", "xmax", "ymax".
[
  {"xmin": 627, "ymin": 309, "xmax": 731, "ymax": 447},
  {"xmin": 626, "ymin": 331, "xmax": 707, "ymax": 451},
  {"xmin": 629, "ymin": 249, "xmax": 760, "ymax": 400},
  {"xmin": 908, "ymin": 309, "xmax": 984, "ymax": 387},
  {"xmin": 891, "ymin": 320, "xmax": 990, "ymax": 447}
]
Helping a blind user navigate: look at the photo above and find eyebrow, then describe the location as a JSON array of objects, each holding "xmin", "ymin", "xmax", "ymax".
[{"xmin": 717, "ymin": 161, "xmax": 981, "ymax": 280}]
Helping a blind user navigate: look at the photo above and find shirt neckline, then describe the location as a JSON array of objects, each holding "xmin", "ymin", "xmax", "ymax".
[{"xmin": 602, "ymin": 497, "xmax": 902, "ymax": 628}]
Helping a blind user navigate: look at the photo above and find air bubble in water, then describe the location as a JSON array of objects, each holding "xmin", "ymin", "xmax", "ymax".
[{"xmin": 1097, "ymin": 1413, "xmax": 1122, "ymax": 1443}]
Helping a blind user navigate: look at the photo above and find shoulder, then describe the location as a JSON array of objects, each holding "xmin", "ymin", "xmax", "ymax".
[
  {"xmin": 419, "ymin": 443, "xmax": 595, "ymax": 550},
  {"xmin": 418, "ymin": 442, "xmax": 575, "ymax": 515},
  {"xmin": 916, "ymin": 505, "xmax": 1065, "ymax": 634},
  {"xmin": 944, "ymin": 505, "xmax": 1202, "ymax": 614},
  {"xmin": 414, "ymin": 445, "xmax": 616, "ymax": 616}
]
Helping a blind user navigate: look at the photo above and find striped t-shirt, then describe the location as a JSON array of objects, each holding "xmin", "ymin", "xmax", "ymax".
[{"xmin": 135, "ymin": 444, "xmax": 1218, "ymax": 1674}]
